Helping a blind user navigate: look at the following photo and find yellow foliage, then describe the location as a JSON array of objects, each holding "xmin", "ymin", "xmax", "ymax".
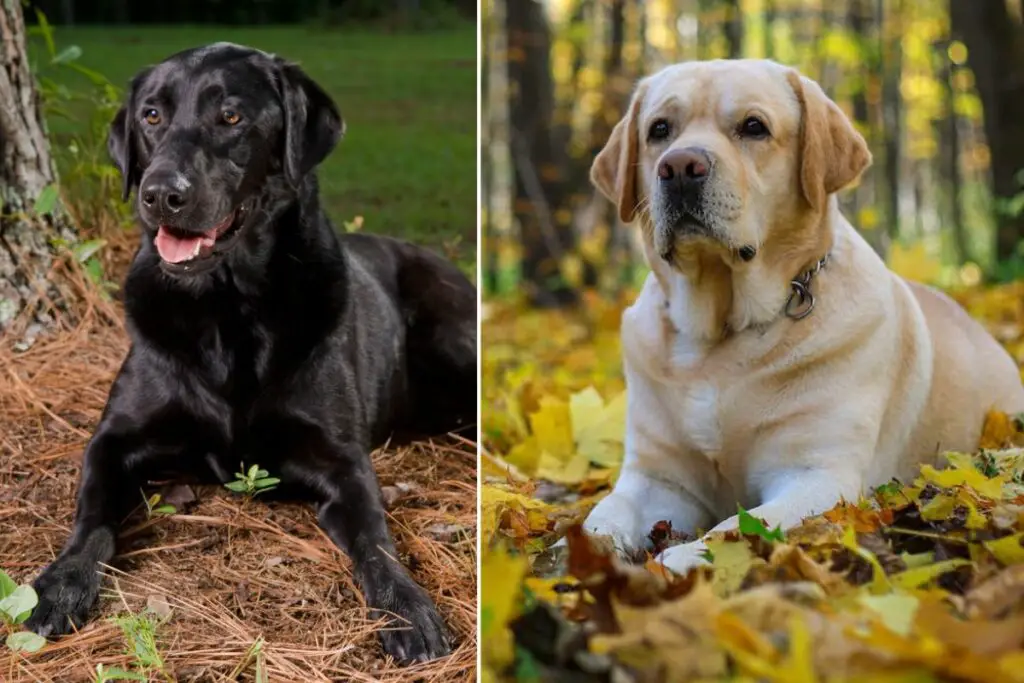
[
  {"xmin": 887, "ymin": 242, "xmax": 943, "ymax": 285},
  {"xmin": 480, "ymin": 550, "xmax": 528, "ymax": 672},
  {"xmin": 482, "ymin": 262, "xmax": 1024, "ymax": 680}
]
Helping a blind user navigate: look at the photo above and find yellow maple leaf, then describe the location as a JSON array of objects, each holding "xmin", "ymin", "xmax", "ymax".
[
  {"xmin": 480, "ymin": 485, "xmax": 555, "ymax": 543},
  {"xmin": 890, "ymin": 559, "xmax": 972, "ymax": 589},
  {"xmin": 984, "ymin": 532, "xmax": 1024, "ymax": 566},
  {"xmin": 504, "ymin": 435, "xmax": 541, "ymax": 477},
  {"xmin": 530, "ymin": 395, "xmax": 574, "ymax": 460},
  {"xmin": 980, "ymin": 409, "xmax": 1021, "ymax": 450},
  {"xmin": 858, "ymin": 593, "xmax": 920, "ymax": 637},
  {"xmin": 919, "ymin": 492, "xmax": 987, "ymax": 529},
  {"xmin": 570, "ymin": 386, "xmax": 626, "ymax": 468},
  {"xmin": 774, "ymin": 614, "xmax": 817, "ymax": 683},
  {"xmin": 480, "ymin": 550, "xmax": 528, "ymax": 671},
  {"xmin": 536, "ymin": 450, "xmax": 590, "ymax": 484},
  {"xmin": 919, "ymin": 463, "xmax": 1006, "ymax": 500},
  {"xmin": 706, "ymin": 537, "xmax": 763, "ymax": 597}
]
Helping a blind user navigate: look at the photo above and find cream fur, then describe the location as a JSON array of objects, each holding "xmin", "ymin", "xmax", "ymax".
[{"xmin": 582, "ymin": 59, "xmax": 1024, "ymax": 573}]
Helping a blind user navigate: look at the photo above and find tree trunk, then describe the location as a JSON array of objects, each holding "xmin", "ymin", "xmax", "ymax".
[
  {"xmin": 951, "ymin": 0, "xmax": 1024, "ymax": 264},
  {"xmin": 940, "ymin": 46, "xmax": 969, "ymax": 264},
  {"xmin": 0, "ymin": 0, "xmax": 72, "ymax": 336},
  {"xmin": 724, "ymin": 0, "xmax": 743, "ymax": 58},
  {"xmin": 506, "ymin": 0, "xmax": 576, "ymax": 307},
  {"xmin": 880, "ymin": 0, "xmax": 902, "ymax": 241}
]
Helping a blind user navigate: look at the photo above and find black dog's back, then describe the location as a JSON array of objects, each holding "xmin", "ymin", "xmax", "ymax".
[{"xmin": 342, "ymin": 233, "xmax": 476, "ymax": 440}]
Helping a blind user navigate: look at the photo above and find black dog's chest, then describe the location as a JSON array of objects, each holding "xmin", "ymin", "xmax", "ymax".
[{"xmin": 195, "ymin": 312, "xmax": 272, "ymax": 400}]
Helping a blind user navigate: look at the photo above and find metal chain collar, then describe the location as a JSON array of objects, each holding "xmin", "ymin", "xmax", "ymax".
[{"xmin": 784, "ymin": 253, "xmax": 829, "ymax": 320}]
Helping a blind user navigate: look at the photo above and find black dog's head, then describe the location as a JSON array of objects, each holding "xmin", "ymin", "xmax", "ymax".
[{"xmin": 108, "ymin": 42, "xmax": 343, "ymax": 276}]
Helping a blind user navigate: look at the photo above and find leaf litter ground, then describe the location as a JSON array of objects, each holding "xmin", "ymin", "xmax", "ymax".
[
  {"xmin": 481, "ymin": 281, "xmax": 1024, "ymax": 683},
  {"xmin": 0, "ymin": 228, "xmax": 476, "ymax": 682}
]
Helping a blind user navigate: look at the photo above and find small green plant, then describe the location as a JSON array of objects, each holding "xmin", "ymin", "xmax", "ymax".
[
  {"xmin": 0, "ymin": 570, "xmax": 45, "ymax": 653},
  {"xmin": 736, "ymin": 505, "xmax": 786, "ymax": 543},
  {"xmin": 93, "ymin": 663, "xmax": 147, "ymax": 683},
  {"xmin": 26, "ymin": 8, "xmax": 127, "ymax": 297},
  {"xmin": 224, "ymin": 464, "xmax": 281, "ymax": 498},
  {"xmin": 142, "ymin": 491, "xmax": 176, "ymax": 519},
  {"xmin": 109, "ymin": 609, "xmax": 170, "ymax": 681},
  {"xmin": 230, "ymin": 637, "xmax": 268, "ymax": 683}
]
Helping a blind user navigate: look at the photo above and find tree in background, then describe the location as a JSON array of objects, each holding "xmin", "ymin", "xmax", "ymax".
[
  {"xmin": 506, "ymin": 0, "xmax": 578, "ymax": 307},
  {"xmin": 0, "ymin": 1, "xmax": 74, "ymax": 336},
  {"xmin": 951, "ymin": 0, "xmax": 1024, "ymax": 267}
]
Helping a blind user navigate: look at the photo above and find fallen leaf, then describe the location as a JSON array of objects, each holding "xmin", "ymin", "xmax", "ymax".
[
  {"xmin": 889, "ymin": 558, "xmax": 971, "ymax": 589},
  {"xmin": 918, "ymin": 462, "xmax": 1005, "ymax": 500},
  {"xmin": 146, "ymin": 593, "xmax": 173, "ymax": 620},
  {"xmin": 480, "ymin": 550, "xmax": 529, "ymax": 671},
  {"xmin": 983, "ymin": 532, "xmax": 1024, "ymax": 565},
  {"xmin": 424, "ymin": 522, "xmax": 466, "ymax": 542},
  {"xmin": 980, "ymin": 410, "xmax": 1023, "ymax": 449},
  {"xmin": 824, "ymin": 501, "xmax": 893, "ymax": 533},
  {"xmin": 705, "ymin": 537, "xmax": 763, "ymax": 597},
  {"xmin": 858, "ymin": 592, "xmax": 920, "ymax": 636}
]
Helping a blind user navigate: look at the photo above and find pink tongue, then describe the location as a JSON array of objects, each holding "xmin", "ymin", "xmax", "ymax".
[{"xmin": 155, "ymin": 227, "xmax": 216, "ymax": 264}]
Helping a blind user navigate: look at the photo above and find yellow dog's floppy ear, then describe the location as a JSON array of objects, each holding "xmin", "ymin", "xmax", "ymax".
[
  {"xmin": 787, "ymin": 71, "xmax": 871, "ymax": 213},
  {"xmin": 591, "ymin": 81, "xmax": 647, "ymax": 223}
]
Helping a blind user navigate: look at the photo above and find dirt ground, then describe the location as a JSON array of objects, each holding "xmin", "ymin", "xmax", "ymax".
[{"xmin": 0, "ymin": 238, "xmax": 477, "ymax": 682}]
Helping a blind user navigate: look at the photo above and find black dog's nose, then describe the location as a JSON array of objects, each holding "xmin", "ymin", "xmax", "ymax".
[
  {"xmin": 140, "ymin": 173, "xmax": 192, "ymax": 215},
  {"xmin": 658, "ymin": 147, "xmax": 712, "ymax": 184}
]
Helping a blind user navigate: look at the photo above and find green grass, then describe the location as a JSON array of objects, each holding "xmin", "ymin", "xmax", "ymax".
[{"xmin": 28, "ymin": 25, "xmax": 477, "ymax": 272}]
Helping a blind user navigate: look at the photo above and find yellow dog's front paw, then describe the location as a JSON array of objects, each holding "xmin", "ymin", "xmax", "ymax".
[{"xmin": 656, "ymin": 539, "xmax": 712, "ymax": 575}]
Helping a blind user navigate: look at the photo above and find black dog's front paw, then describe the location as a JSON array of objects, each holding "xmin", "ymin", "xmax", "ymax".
[
  {"xmin": 373, "ymin": 577, "xmax": 452, "ymax": 664},
  {"xmin": 24, "ymin": 555, "xmax": 102, "ymax": 637}
]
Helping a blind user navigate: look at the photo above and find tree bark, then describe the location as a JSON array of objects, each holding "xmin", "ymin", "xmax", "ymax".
[
  {"xmin": 880, "ymin": 0, "xmax": 902, "ymax": 241},
  {"xmin": 506, "ymin": 0, "xmax": 576, "ymax": 307},
  {"xmin": 0, "ymin": 0, "xmax": 72, "ymax": 335},
  {"xmin": 950, "ymin": 0, "xmax": 1024, "ymax": 263},
  {"xmin": 724, "ymin": 0, "xmax": 743, "ymax": 58}
]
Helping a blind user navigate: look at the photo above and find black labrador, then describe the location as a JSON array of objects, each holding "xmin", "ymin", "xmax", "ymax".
[{"xmin": 24, "ymin": 42, "xmax": 476, "ymax": 664}]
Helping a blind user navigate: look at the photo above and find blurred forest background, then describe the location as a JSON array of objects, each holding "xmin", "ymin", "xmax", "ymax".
[
  {"xmin": 482, "ymin": 0, "xmax": 1024, "ymax": 306},
  {"xmin": 27, "ymin": 0, "xmax": 476, "ymax": 25}
]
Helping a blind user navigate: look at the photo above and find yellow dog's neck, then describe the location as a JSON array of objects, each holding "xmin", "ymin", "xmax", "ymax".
[{"xmin": 645, "ymin": 201, "xmax": 837, "ymax": 345}]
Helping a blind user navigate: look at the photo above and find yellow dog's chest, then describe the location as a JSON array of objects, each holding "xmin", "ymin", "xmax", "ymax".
[{"xmin": 621, "ymin": 282, "xmax": 726, "ymax": 457}]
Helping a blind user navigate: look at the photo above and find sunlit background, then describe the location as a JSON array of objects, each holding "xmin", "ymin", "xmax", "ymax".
[{"xmin": 482, "ymin": 0, "xmax": 1024, "ymax": 304}]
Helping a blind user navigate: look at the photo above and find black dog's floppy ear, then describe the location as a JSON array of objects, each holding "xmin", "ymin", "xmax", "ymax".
[
  {"xmin": 107, "ymin": 105, "xmax": 137, "ymax": 202},
  {"xmin": 277, "ymin": 60, "xmax": 344, "ymax": 187},
  {"xmin": 108, "ymin": 68, "xmax": 151, "ymax": 202}
]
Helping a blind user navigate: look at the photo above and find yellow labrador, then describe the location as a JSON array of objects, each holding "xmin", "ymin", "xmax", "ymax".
[{"xmin": 581, "ymin": 59, "xmax": 1024, "ymax": 573}]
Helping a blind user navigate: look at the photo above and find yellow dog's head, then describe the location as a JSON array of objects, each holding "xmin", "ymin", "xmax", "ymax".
[{"xmin": 592, "ymin": 60, "xmax": 870, "ymax": 269}]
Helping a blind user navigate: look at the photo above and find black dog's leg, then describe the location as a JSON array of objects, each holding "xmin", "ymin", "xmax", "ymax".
[
  {"xmin": 26, "ymin": 431, "xmax": 148, "ymax": 636},
  {"xmin": 286, "ymin": 444, "xmax": 451, "ymax": 663}
]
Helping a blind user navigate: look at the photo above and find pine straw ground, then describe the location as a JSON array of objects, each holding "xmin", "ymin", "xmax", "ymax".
[{"xmin": 0, "ymin": 234, "xmax": 477, "ymax": 682}]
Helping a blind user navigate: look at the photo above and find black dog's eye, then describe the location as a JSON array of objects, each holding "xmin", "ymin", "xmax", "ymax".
[
  {"xmin": 648, "ymin": 119, "xmax": 672, "ymax": 141},
  {"xmin": 222, "ymin": 110, "xmax": 242, "ymax": 126},
  {"xmin": 739, "ymin": 116, "xmax": 770, "ymax": 139},
  {"xmin": 143, "ymin": 108, "xmax": 161, "ymax": 126}
]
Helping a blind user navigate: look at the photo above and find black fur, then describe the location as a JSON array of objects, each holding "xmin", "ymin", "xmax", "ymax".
[{"xmin": 25, "ymin": 42, "xmax": 476, "ymax": 665}]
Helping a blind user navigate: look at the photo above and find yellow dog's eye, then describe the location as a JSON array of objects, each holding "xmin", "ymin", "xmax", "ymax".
[
  {"xmin": 222, "ymin": 110, "xmax": 242, "ymax": 125},
  {"xmin": 648, "ymin": 119, "xmax": 672, "ymax": 141},
  {"xmin": 143, "ymin": 109, "xmax": 161, "ymax": 125},
  {"xmin": 740, "ymin": 116, "xmax": 770, "ymax": 139}
]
